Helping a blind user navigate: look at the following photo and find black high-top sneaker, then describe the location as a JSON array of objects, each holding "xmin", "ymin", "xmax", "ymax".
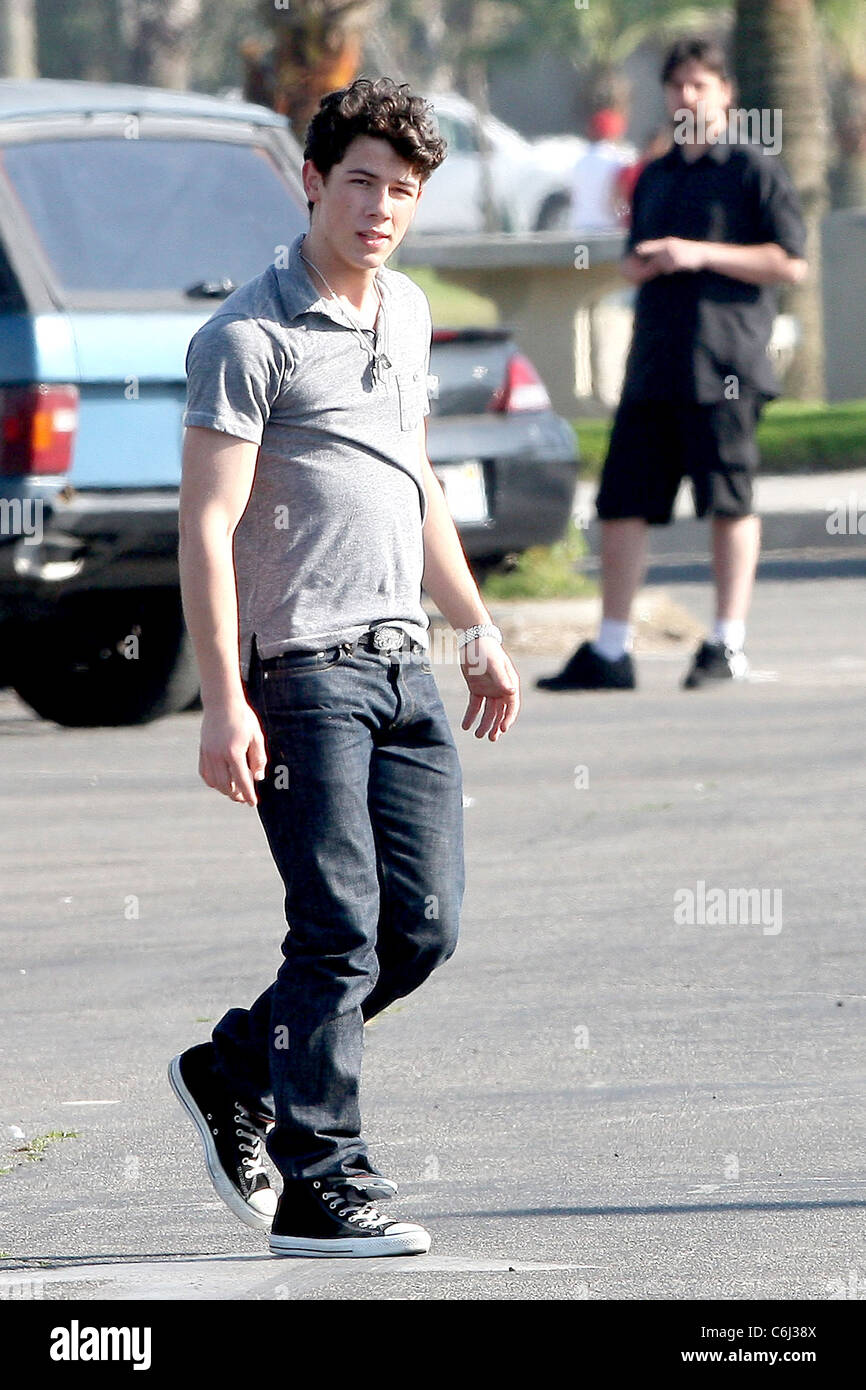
[
  {"xmin": 269, "ymin": 1178, "xmax": 431, "ymax": 1258},
  {"xmin": 168, "ymin": 1043, "xmax": 277, "ymax": 1230},
  {"xmin": 682, "ymin": 639, "xmax": 749, "ymax": 689},
  {"xmin": 536, "ymin": 640, "xmax": 636, "ymax": 690}
]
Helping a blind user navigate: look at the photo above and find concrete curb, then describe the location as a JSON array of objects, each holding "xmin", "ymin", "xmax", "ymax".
[{"xmin": 422, "ymin": 588, "xmax": 703, "ymax": 656}]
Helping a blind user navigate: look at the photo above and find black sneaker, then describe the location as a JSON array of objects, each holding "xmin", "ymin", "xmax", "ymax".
[
  {"xmin": 169, "ymin": 1045, "xmax": 398, "ymax": 1216},
  {"xmin": 535, "ymin": 640, "xmax": 636, "ymax": 690},
  {"xmin": 168, "ymin": 1042, "xmax": 277, "ymax": 1230},
  {"xmin": 269, "ymin": 1178, "xmax": 431, "ymax": 1258},
  {"xmin": 682, "ymin": 639, "xmax": 749, "ymax": 689}
]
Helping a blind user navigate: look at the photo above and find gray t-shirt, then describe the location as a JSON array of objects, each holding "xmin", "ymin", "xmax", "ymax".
[{"xmin": 182, "ymin": 232, "xmax": 433, "ymax": 678}]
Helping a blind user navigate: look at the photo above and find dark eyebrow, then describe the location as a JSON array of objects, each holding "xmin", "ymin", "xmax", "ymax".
[{"xmin": 344, "ymin": 166, "xmax": 419, "ymax": 188}]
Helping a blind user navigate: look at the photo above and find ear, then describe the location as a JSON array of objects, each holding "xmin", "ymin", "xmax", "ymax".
[{"xmin": 302, "ymin": 158, "xmax": 325, "ymax": 205}]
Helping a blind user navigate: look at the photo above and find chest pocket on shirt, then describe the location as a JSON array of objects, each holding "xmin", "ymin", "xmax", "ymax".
[{"xmin": 396, "ymin": 366, "xmax": 427, "ymax": 431}]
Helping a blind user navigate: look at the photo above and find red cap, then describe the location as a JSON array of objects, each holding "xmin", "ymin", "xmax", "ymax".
[{"xmin": 590, "ymin": 108, "xmax": 627, "ymax": 141}]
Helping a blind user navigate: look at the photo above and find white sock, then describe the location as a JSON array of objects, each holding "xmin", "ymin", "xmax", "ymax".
[
  {"xmin": 713, "ymin": 618, "xmax": 745, "ymax": 651},
  {"xmin": 592, "ymin": 618, "xmax": 632, "ymax": 662}
]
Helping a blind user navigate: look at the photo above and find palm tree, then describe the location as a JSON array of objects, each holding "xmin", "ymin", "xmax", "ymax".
[
  {"xmin": 733, "ymin": 0, "xmax": 829, "ymax": 400},
  {"xmin": 241, "ymin": 0, "xmax": 380, "ymax": 140}
]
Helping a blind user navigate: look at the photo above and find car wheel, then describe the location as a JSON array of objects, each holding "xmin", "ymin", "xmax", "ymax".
[
  {"xmin": 8, "ymin": 589, "xmax": 201, "ymax": 727},
  {"xmin": 470, "ymin": 554, "xmax": 517, "ymax": 584},
  {"xmin": 535, "ymin": 193, "xmax": 572, "ymax": 231}
]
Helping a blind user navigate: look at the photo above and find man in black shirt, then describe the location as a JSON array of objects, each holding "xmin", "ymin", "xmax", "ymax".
[{"xmin": 538, "ymin": 38, "xmax": 807, "ymax": 691}]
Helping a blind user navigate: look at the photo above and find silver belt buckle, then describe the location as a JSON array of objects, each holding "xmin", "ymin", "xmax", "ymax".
[{"xmin": 371, "ymin": 625, "xmax": 404, "ymax": 653}]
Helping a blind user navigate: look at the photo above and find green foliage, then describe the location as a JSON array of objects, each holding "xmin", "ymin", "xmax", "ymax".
[
  {"xmin": 755, "ymin": 399, "xmax": 866, "ymax": 472},
  {"xmin": 816, "ymin": 0, "xmax": 866, "ymax": 68},
  {"xmin": 399, "ymin": 266, "xmax": 498, "ymax": 326},
  {"xmin": 571, "ymin": 417, "xmax": 613, "ymax": 478},
  {"xmin": 479, "ymin": 518, "xmax": 595, "ymax": 599},
  {"xmin": 30, "ymin": 0, "xmax": 864, "ymax": 97},
  {"xmin": 33, "ymin": 0, "xmax": 263, "ymax": 90},
  {"xmin": 454, "ymin": 1, "xmax": 724, "ymax": 69}
]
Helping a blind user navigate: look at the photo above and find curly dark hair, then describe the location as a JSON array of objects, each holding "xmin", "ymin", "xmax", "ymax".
[{"xmin": 303, "ymin": 76, "xmax": 446, "ymax": 212}]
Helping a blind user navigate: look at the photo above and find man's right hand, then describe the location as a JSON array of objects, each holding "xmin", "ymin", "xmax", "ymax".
[{"xmin": 199, "ymin": 700, "xmax": 269, "ymax": 806}]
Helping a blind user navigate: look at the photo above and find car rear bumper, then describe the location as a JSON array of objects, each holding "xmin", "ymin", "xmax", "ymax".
[
  {"xmin": 427, "ymin": 410, "xmax": 579, "ymax": 557},
  {"xmin": 0, "ymin": 482, "xmax": 180, "ymax": 619}
]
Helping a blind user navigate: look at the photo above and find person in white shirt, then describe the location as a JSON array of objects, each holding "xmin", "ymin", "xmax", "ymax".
[{"xmin": 571, "ymin": 108, "xmax": 636, "ymax": 231}]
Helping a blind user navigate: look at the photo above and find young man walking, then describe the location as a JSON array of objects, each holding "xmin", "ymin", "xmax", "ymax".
[
  {"xmin": 538, "ymin": 37, "xmax": 807, "ymax": 693},
  {"xmin": 169, "ymin": 78, "xmax": 520, "ymax": 1257}
]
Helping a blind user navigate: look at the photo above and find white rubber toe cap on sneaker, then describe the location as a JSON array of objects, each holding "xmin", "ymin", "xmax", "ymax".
[{"xmin": 249, "ymin": 1187, "xmax": 278, "ymax": 1220}]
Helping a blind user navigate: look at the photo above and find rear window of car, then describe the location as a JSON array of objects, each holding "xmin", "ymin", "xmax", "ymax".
[{"xmin": 0, "ymin": 137, "xmax": 306, "ymax": 292}]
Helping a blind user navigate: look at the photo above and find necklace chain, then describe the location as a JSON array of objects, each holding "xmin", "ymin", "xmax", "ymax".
[{"xmin": 299, "ymin": 245, "xmax": 390, "ymax": 380}]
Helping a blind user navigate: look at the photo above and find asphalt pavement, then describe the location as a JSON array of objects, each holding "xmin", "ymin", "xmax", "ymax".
[{"xmin": 0, "ymin": 568, "xmax": 864, "ymax": 1304}]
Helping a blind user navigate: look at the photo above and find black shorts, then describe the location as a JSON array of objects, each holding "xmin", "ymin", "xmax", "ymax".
[{"xmin": 595, "ymin": 391, "xmax": 769, "ymax": 525}]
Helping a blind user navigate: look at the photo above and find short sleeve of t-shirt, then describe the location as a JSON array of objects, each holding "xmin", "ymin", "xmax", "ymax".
[
  {"xmin": 182, "ymin": 314, "xmax": 293, "ymax": 446},
  {"xmin": 751, "ymin": 153, "xmax": 807, "ymax": 259}
]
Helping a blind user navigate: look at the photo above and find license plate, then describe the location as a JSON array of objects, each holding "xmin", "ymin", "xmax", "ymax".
[{"xmin": 437, "ymin": 460, "xmax": 488, "ymax": 524}]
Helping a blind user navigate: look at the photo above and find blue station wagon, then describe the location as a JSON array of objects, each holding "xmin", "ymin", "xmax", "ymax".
[{"xmin": 0, "ymin": 79, "xmax": 579, "ymax": 725}]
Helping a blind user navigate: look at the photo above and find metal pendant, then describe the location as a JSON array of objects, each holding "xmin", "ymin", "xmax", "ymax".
[{"xmin": 373, "ymin": 352, "xmax": 391, "ymax": 385}]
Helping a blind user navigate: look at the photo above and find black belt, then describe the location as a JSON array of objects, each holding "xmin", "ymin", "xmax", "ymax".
[{"xmin": 258, "ymin": 625, "xmax": 422, "ymax": 669}]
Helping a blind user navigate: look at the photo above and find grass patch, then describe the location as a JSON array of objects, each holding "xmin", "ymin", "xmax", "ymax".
[
  {"xmin": 0, "ymin": 1130, "xmax": 78, "ymax": 1175},
  {"xmin": 477, "ymin": 519, "xmax": 596, "ymax": 600},
  {"xmin": 399, "ymin": 266, "xmax": 498, "ymax": 327},
  {"xmin": 572, "ymin": 418, "xmax": 612, "ymax": 478},
  {"xmin": 573, "ymin": 399, "xmax": 866, "ymax": 482},
  {"xmin": 755, "ymin": 399, "xmax": 866, "ymax": 472}
]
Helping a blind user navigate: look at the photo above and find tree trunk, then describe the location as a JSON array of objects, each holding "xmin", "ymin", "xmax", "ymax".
[
  {"xmin": 396, "ymin": 0, "xmax": 452, "ymax": 90},
  {"xmin": 733, "ymin": 0, "xmax": 829, "ymax": 400},
  {"xmin": 417, "ymin": 1, "xmax": 453, "ymax": 91},
  {"xmin": 121, "ymin": 0, "xmax": 202, "ymax": 90},
  {"xmin": 0, "ymin": 0, "xmax": 37, "ymax": 77},
  {"xmin": 464, "ymin": 60, "xmax": 501, "ymax": 233}
]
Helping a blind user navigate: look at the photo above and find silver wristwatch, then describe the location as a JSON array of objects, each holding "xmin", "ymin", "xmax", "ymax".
[{"xmin": 456, "ymin": 622, "xmax": 503, "ymax": 649}]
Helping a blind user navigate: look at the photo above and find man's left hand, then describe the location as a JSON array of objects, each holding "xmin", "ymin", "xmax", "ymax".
[
  {"xmin": 634, "ymin": 236, "xmax": 707, "ymax": 274},
  {"xmin": 458, "ymin": 637, "xmax": 520, "ymax": 741}
]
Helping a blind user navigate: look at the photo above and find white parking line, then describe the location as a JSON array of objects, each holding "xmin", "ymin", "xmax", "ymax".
[{"xmin": 0, "ymin": 1255, "xmax": 598, "ymax": 1301}]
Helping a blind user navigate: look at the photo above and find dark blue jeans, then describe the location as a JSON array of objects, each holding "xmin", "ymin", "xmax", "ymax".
[{"xmin": 211, "ymin": 637, "xmax": 465, "ymax": 1184}]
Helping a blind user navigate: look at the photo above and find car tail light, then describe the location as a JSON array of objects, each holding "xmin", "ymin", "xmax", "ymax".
[
  {"xmin": 488, "ymin": 353, "xmax": 551, "ymax": 413},
  {"xmin": 0, "ymin": 385, "xmax": 78, "ymax": 475}
]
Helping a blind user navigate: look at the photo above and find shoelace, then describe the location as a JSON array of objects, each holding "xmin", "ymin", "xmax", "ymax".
[
  {"xmin": 320, "ymin": 1189, "xmax": 385, "ymax": 1229},
  {"xmin": 234, "ymin": 1103, "xmax": 268, "ymax": 1184}
]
